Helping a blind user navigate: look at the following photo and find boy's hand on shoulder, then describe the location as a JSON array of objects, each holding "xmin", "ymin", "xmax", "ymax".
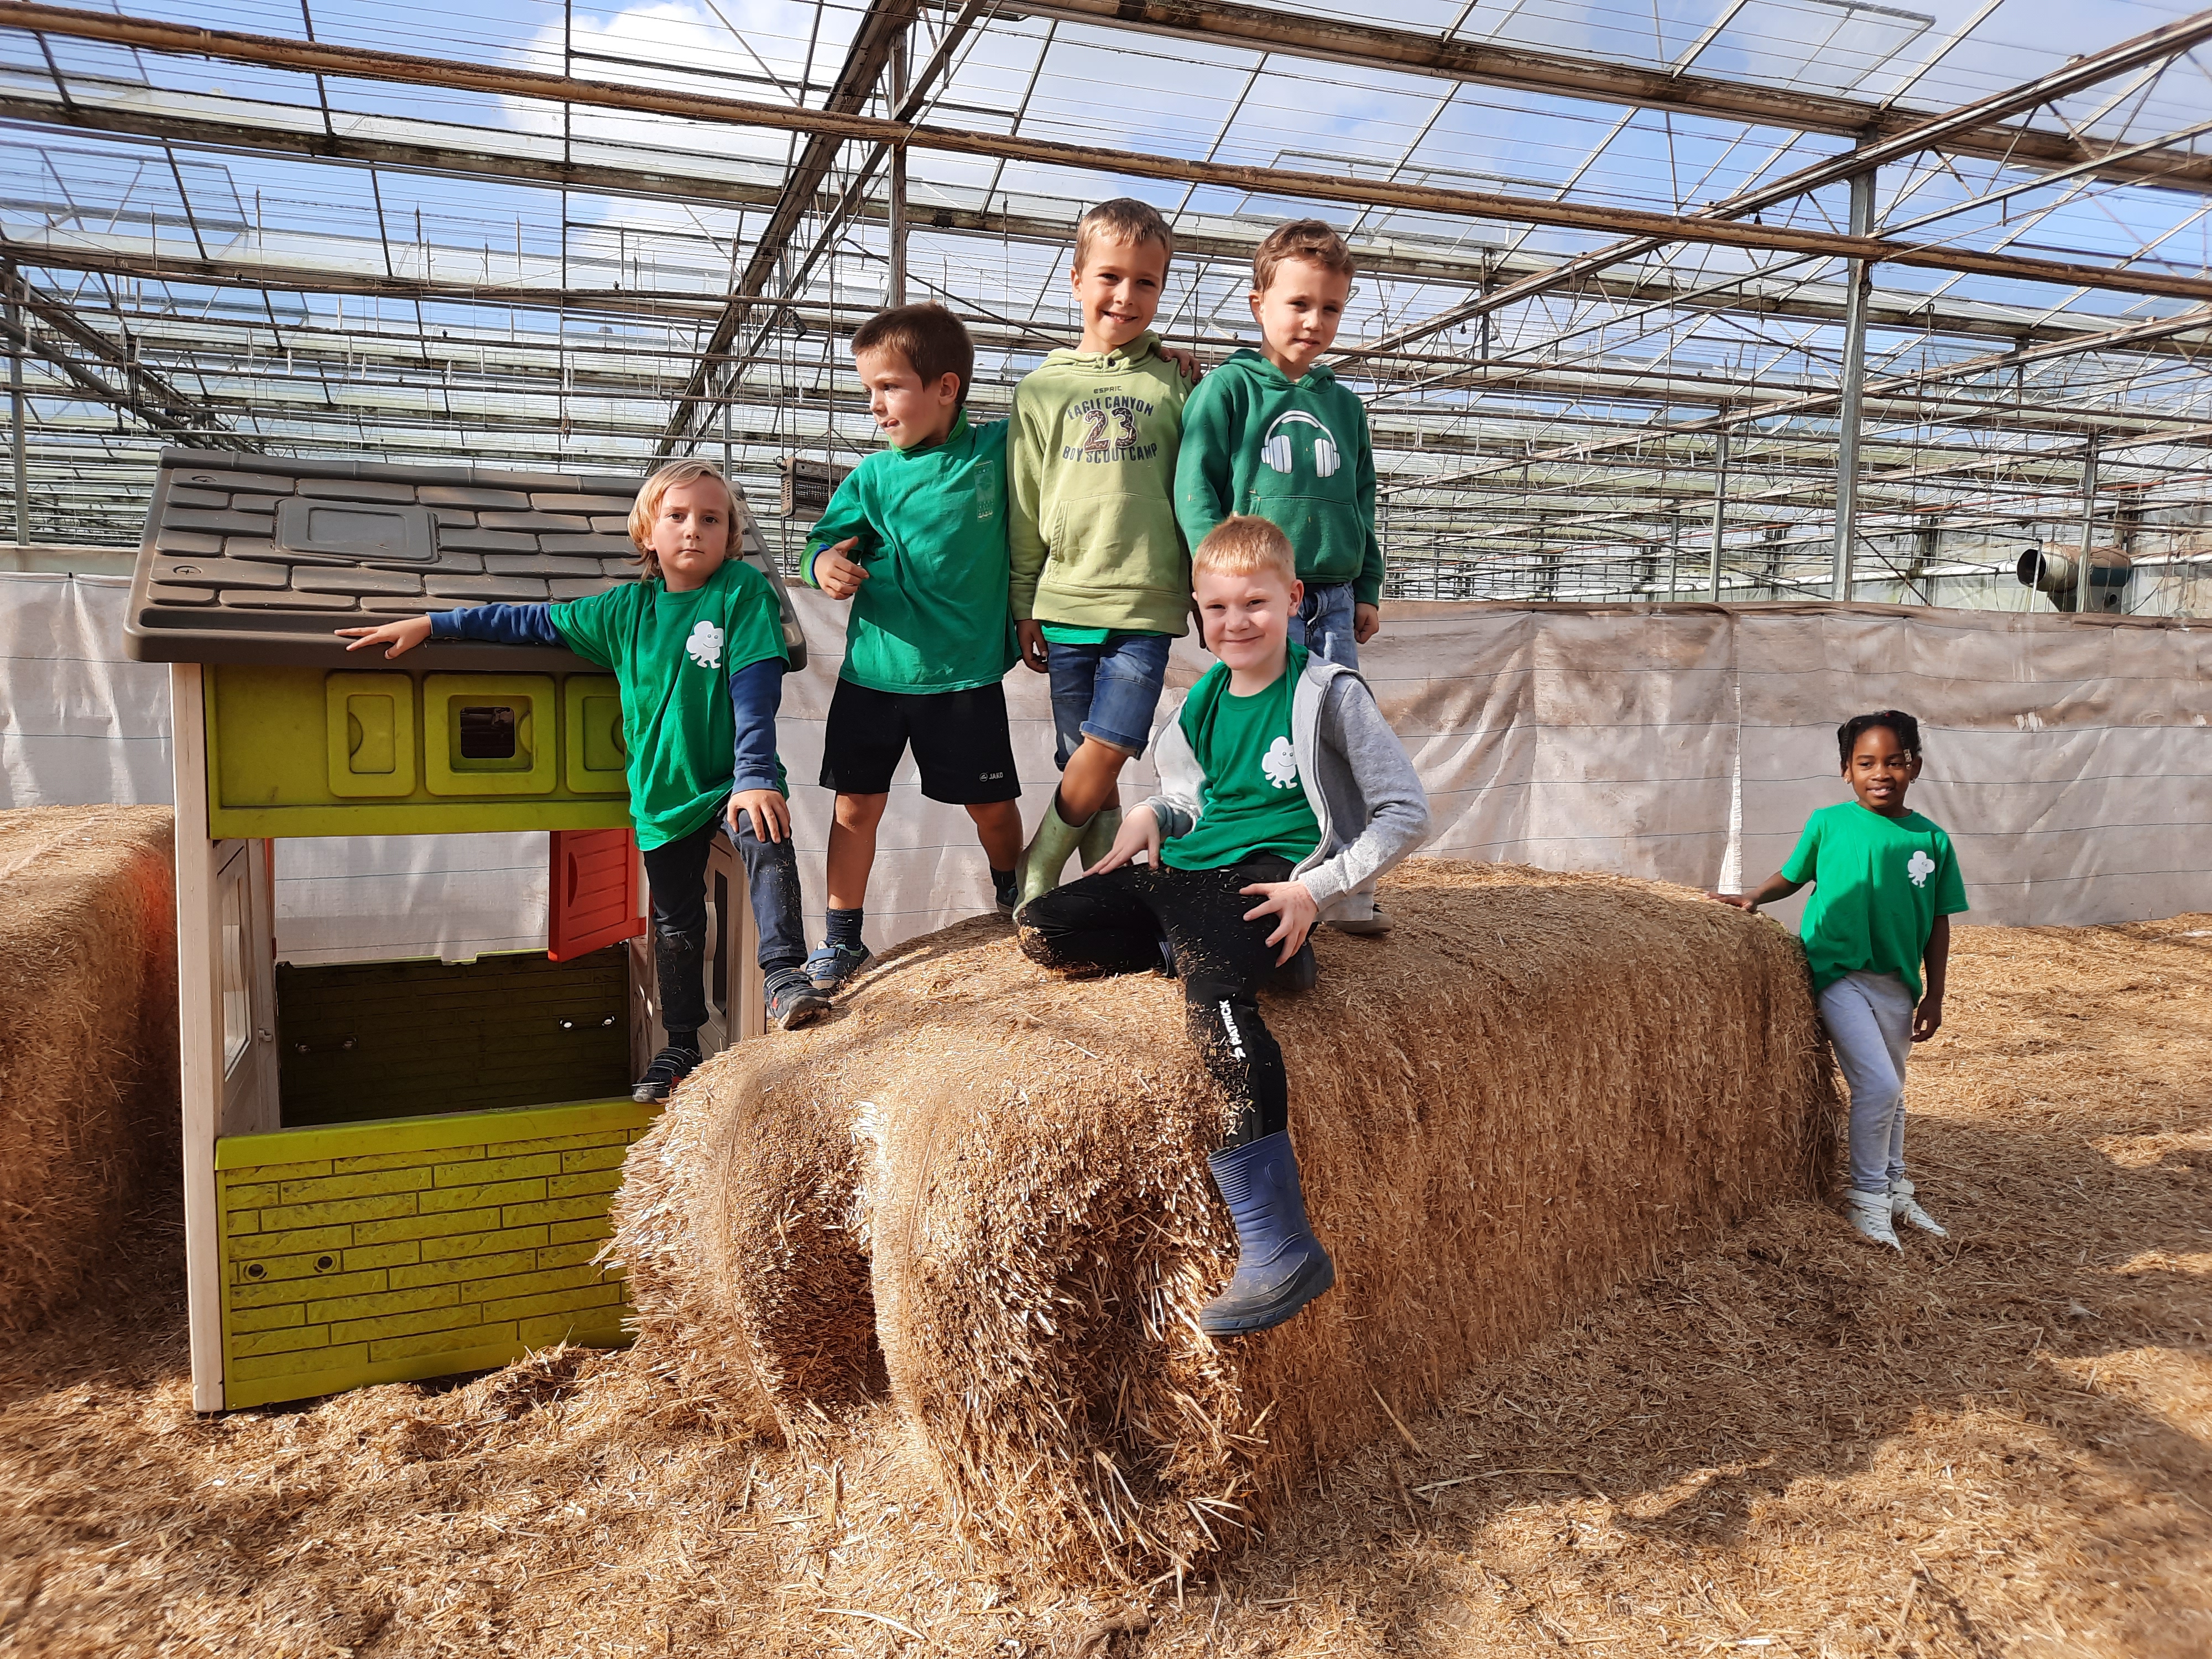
[
  {"xmin": 1242, "ymin": 878, "xmax": 1318, "ymax": 964},
  {"xmin": 812, "ymin": 539, "xmax": 870, "ymax": 601},
  {"xmin": 1158, "ymin": 343, "xmax": 1205, "ymax": 382},
  {"xmin": 1017, "ymin": 618, "xmax": 1050, "ymax": 674},
  {"xmin": 1353, "ymin": 603, "xmax": 1381, "ymax": 645},
  {"xmin": 336, "ymin": 614, "xmax": 433, "ymax": 659},
  {"xmin": 1911, "ymin": 994, "xmax": 1943, "ymax": 1043},
  {"xmin": 1086, "ymin": 805, "xmax": 1161, "ymax": 874},
  {"xmin": 729, "ymin": 789, "xmax": 791, "ymax": 846}
]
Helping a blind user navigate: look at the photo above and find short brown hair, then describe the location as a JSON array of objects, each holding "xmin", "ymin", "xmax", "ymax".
[
  {"xmin": 1075, "ymin": 197, "xmax": 1174, "ymax": 273},
  {"xmin": 628, "ymin": 459, "xmax": 735, "ymax": 577},
  {"xmin": 1252, "ymin": 218, "xmax": 1356, "ymax": 294},
  {"xmin": 852, "ymin": 301, "xmax": 975, "ymax": 406},
  {"xmin": 1192, "ymin": 514, "xmax": 1296, "ymax": 586}
]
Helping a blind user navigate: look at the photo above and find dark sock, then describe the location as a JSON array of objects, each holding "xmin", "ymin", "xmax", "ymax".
[
  {"xmin": 665, "ymin": 1029, "xmax": 701, "ymax": 1060},
  {"xmin": 826, "ymin": 906, "xmax": 865, "ymax": 952}
]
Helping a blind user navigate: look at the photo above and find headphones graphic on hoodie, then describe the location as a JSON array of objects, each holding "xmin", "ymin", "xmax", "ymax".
[{"xmin": 1260, "ymin": 410, "xmax": 1341, "ymax": 478}]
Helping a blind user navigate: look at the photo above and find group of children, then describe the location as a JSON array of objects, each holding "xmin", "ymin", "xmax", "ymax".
[{"xmin": 338, "ymin": 196, "xmax": 1967, "ymax": 1335}]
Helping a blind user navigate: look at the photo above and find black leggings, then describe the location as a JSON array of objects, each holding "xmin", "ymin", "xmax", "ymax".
[{"xmin": 1017, "ymin": 857, "xmax": 1293, "ymax": 1148}]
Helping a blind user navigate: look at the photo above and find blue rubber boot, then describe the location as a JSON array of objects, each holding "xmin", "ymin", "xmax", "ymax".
[{"xmin": 1199, "ymin": 1131, "xmax": 1335, "ymax": 1337}]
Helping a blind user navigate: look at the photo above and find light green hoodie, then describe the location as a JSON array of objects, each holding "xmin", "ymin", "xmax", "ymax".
[{"xmin": 1008, "ymin": 331, "xmax": 1191, "ymax": 637}]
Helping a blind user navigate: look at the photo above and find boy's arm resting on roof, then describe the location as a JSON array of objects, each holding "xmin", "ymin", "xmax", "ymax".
[
  {"xmin": 1006, "ymin": 385, "xmax": 1047, "ymax": 621},
  {"xmin": 426, "ymin": 603, "xmax": 565, "ymax": 648},
  {"xmin": 1296, "ymin": 675, "xmax": 1429, "ymax": 908},
  {"xmin": 727, "ymin": 657, "xmax": 784, "ymax": 796}
]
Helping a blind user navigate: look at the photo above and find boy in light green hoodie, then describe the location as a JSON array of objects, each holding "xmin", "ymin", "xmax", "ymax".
[
  {"xmin": 1008, "ymin": 196, "xmax": 1194, "ymax": 909},
  {"xmin": 1176, "ymin": 219, "xmax": 1383, "ymax": 670}
]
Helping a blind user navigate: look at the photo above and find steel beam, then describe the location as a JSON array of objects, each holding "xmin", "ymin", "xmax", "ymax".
[
  {"xmin": 975, "ymin": 0, "xmax": 2212, "ymax": 196},
  {"xmin": 1832, "ymin": 169, "xmax": 1874, "ymax": 600},
  {"xmin": 4, "ymin": 6, "xmax": 2208, "ymax": 305}
]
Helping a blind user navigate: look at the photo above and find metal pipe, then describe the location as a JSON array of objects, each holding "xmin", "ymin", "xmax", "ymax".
[
  {"xmin": 7, "ymin": 278, "xmax": 24, "ymax": 547},
  {"xmin": 2074, "ymin": 432, "xmax": 2101, "ymax": 613},
  {"xmin": 1707, "ymin": 429, "xmax": 1730, "ymax": 603},
  {"xmin": 888, "ymin": 33, "xmax": 907, "ymax": 307},
  {"xmin": 1833, "ymin": 165, "xmax": 1874, "ymax": 602}
]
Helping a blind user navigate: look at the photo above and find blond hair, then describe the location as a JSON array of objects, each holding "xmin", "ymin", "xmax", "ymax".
[
  {"xmin": 627, "ymin": 459, "xmax": 735, "ymax": 578},
  {"xmin": 1193, "ymin": 514, "xmax": 1296, "ymax": 586},
  {"xmin": 1252, "ymin": 218, "xmax": 1356, "ymax": 295},
  {"xmin": 1075, "ymin": 197, "xmax": 1174, "ymax": 273}
]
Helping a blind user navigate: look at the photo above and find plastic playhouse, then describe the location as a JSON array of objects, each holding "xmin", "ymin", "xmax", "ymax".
[{"xmin": 124, "ymin": 447, "xmax": 802, "ymax": 1411}]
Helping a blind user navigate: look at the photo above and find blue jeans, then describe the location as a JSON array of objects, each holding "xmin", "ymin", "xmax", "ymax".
[
  {"xmin": 1045, "ymin": 632, "xmax": 1173, "ymax": 767},
  {"xmin": 641, "ymin": 802, "xmax": 808, "ymax": 1036},
  {"xmin": 1291, "ymin": 581, "xmax": 1360, "ymax": 669}
]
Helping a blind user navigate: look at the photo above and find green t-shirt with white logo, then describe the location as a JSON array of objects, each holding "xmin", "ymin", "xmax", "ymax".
[
  {"xmin": 550, "ymin": 556, "xmax": 789, "ymax": 851},
  {"xmin": 1780, "ymin": 800, "xmax": 1968, "ymax": 998},
  {"xmin": 1164, "ymin": 644, "xmax": 1322, "ymax": 872}
]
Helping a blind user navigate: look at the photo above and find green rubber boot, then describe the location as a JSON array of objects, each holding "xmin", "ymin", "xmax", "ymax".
[
  {"xmin": 1015, "ymin": 798, "xmax": 1088, "ymax": 911},
  {"xmin": 1075, "ymin": 806, "xmax": 1122, "ymax": 875}
]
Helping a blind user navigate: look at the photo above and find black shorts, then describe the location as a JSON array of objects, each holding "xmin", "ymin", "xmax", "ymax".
[{"xmin": 819, "ymin": 677, "xmax": 1020, "ymax": 804}]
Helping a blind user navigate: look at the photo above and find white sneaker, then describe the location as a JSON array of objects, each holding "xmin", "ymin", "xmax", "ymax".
[
  {"xmin": 1890, "ymin": 1177, "xmax": 1948, "ymax": 1238},
  {"xmin": 1846, "ymin": 1191, "xmax": 1901, "ymax": 1250}
]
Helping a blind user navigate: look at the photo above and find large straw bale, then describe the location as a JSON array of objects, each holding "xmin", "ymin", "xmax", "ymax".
[
  {"xmin": 0, "ymin": 806, "xmax": 179, "ymax": 1332},
  {"xmin": 613, "ymin": 860, "xmax": 1837, "ymax": 1580}
]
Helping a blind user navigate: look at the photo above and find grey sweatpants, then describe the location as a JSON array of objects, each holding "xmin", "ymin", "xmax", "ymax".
[{"xmin": 1817, "ymin": 969, "xmax": 1916, "ymax": 1196}]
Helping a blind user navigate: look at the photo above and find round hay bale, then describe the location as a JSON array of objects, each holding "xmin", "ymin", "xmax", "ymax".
[
  {"xmin": 0, "ymin": 806, "xmax": 179, "ymax": 1332},
  {"xmin": 612, "ymin": 860, "xmax": 1837, "ymax": 1580}
]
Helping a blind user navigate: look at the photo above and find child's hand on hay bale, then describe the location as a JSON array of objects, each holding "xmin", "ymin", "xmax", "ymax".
[
  {"xmin": 1085, "ymin": 804, "xmax": 1162, "ymax": 874},
  {"xmin": 1242, "ymin": 877, "xmax": 1318, "ymax": 964},
  {"xmin": 336, "ymin": 614, "xmax": 433, "ymax": 658}
]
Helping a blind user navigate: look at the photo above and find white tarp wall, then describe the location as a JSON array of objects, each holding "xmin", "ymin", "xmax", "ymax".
[{"xmin": 6, "ymin": 572, "xmax": 2208, "ymax": 961}]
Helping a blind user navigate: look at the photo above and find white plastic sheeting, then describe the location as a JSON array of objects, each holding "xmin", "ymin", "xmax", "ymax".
[{"xmin": 6, "ymin": 573, "xmax": 2208, "ymax": 964}]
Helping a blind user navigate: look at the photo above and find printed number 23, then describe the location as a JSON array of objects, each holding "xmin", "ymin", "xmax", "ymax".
[{"xmin": 1078, "ymin": 407, "xmax": 1140, "ymax": 452}]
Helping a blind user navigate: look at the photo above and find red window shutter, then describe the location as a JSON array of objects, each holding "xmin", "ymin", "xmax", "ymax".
[{"xmin": 549, "ymin": 828, "xmax": 645, "ymax": 961}]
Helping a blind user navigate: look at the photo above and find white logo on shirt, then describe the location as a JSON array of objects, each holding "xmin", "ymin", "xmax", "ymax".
[
  {"xmin": 1907, "ymin": 849, "xmax": 1936, "ymax": 888},
  {"xmin": 1261, "ymin": 735, "xmax": 1299, "ymax": 789},
  {"xmin": 685, "ymin": 620, "xmax": 724, "ymax": 669},
  {"xmin": 1259, "ymin": 410, "xmax": 1342, "ymax": 478}
]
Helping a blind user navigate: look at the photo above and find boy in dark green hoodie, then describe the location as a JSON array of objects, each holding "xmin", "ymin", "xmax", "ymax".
[{"xmin": 1176, "ymin": 220, "xmax": 1382, "ymax": 670}]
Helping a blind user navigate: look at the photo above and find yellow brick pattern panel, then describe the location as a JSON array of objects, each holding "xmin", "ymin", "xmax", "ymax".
[{"xmin": 218, "ymin": 1107, "xmax": 656, "ymax": 1409}]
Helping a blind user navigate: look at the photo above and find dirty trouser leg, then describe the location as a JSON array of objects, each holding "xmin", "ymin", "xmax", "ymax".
[
  {"xmin": 640, "ymin": 812, "xmax": 717, "ymax": 1044},
  {"xmin": 1014, "ymin": 863, "xmax": 1161, "ymax": 978},
  {"xmin": 1818, "ymin": 970, "xmax": 1917, "ymax": 1195},
  {"xmin": 1146, "ymin": 859, "xmax": 1295, "ymax": 1150},
  {"xmin": 731, "ymin": 808, "xmax": 807, "ymax": 976}
]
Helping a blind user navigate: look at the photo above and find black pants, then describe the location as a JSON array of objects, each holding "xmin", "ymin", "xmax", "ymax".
[
  {"xmin": 1017, "ymin": 856, "xmax": 1292, "ymax": 1148},
  {"xmin": 640, "ymin": 804, "xmax": 807, "ymax": 1040}
]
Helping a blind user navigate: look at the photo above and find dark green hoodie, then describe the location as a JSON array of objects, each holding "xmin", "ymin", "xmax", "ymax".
[{"xmin": 1175, "ymin": 349, "xmax": 1382, "ymax": 604}]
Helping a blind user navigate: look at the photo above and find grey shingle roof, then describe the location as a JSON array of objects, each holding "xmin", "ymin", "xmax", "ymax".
[{"xmin": 124, "ymin": 448, "xmax": 807, "ymax": 673}]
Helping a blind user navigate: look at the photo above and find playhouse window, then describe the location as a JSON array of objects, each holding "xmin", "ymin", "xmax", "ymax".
[
  {"xmin": 219, "ymin": 879, "xmax": 251, "ymax": 1073},
  {"xmin": 457, "ymin": 705, "xmax": 518, "ymax": 760}
]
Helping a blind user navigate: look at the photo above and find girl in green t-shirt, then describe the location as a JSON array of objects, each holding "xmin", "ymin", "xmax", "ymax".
[{"xmin": 1711, "ymin": 711, "xmax": 1969, "ymax": 1250}]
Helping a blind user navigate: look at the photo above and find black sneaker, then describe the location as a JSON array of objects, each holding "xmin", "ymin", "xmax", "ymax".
[
  {"xmin": 632, "ymin": 1044, "xmax": 700, "ymax": 1104},
  {"xmin": 765, "ymin": 969, "xmax": 830, "ymax": 1030},
  {"xmin": 805, "ymin": 940, "xmax": 872, "ymax": 993}
]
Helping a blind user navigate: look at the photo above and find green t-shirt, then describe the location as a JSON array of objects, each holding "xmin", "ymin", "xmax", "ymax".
[
  {"xmin": 1039, "ymin": 624, "xmax": 1166, "ymax": 646},
  {"xmin": 1780, "ymin": 800, "xmax": 1968, "ymax": 998},
  {"xmin": 1164, "ymin": 645, "xmax": 1322, "ymax": 872},
  {"xmin": 550, "ymin": 556, "xmax": 789, "ymax": 851},
  {"xmin": 802, "ymin": 411, "xmax": 1020, "ymax": 695}
]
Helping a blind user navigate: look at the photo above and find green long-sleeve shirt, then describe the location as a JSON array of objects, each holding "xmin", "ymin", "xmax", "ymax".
[
  {"xmin": 802, "ymin": 410, "xmax": 1020, "ymax": 694},
  {"xmin": 1175, "ymin": 349, "xmax": 1384, "ymax": 606},
  {"xmin": 1009, "ymin": 331, "xmax": 1192, "ymax": 638}
]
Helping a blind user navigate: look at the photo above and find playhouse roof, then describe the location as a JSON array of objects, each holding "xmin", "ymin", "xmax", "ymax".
[{"xmin": 123, "ymin": 449, "xmax": 803, "ymax": 672}]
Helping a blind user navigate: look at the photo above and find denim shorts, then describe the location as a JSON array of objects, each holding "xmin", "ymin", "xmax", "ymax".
[
  {"xmin": 1045, "ymin": 631, "xmax": 1172, "ymax": 766},
  {"xmin": 1291, "ymin": 580, "xmax": 1360, "ymax": 669}
]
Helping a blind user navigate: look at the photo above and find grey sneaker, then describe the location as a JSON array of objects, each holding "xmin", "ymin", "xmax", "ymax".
[
  {"xmin": 765, "ymin": 969, "xmax": 829, "ymax": 1030},
  {"xmin": 805, "ymin": 940, "xmax": 872, "ymax": 993}
]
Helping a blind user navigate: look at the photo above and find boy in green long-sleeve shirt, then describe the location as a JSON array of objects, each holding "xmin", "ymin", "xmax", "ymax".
[
  {"xmin": 1008, "ymin": 196, "xmax": 1196, "ymax": 909},
  {"xmin": 803, "ymin": 302, "xmax": 1024, "ymax": 988},
  {"xmin": 1177, "ymin": 219, "xmax": 1383, "ymax": 669}
]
